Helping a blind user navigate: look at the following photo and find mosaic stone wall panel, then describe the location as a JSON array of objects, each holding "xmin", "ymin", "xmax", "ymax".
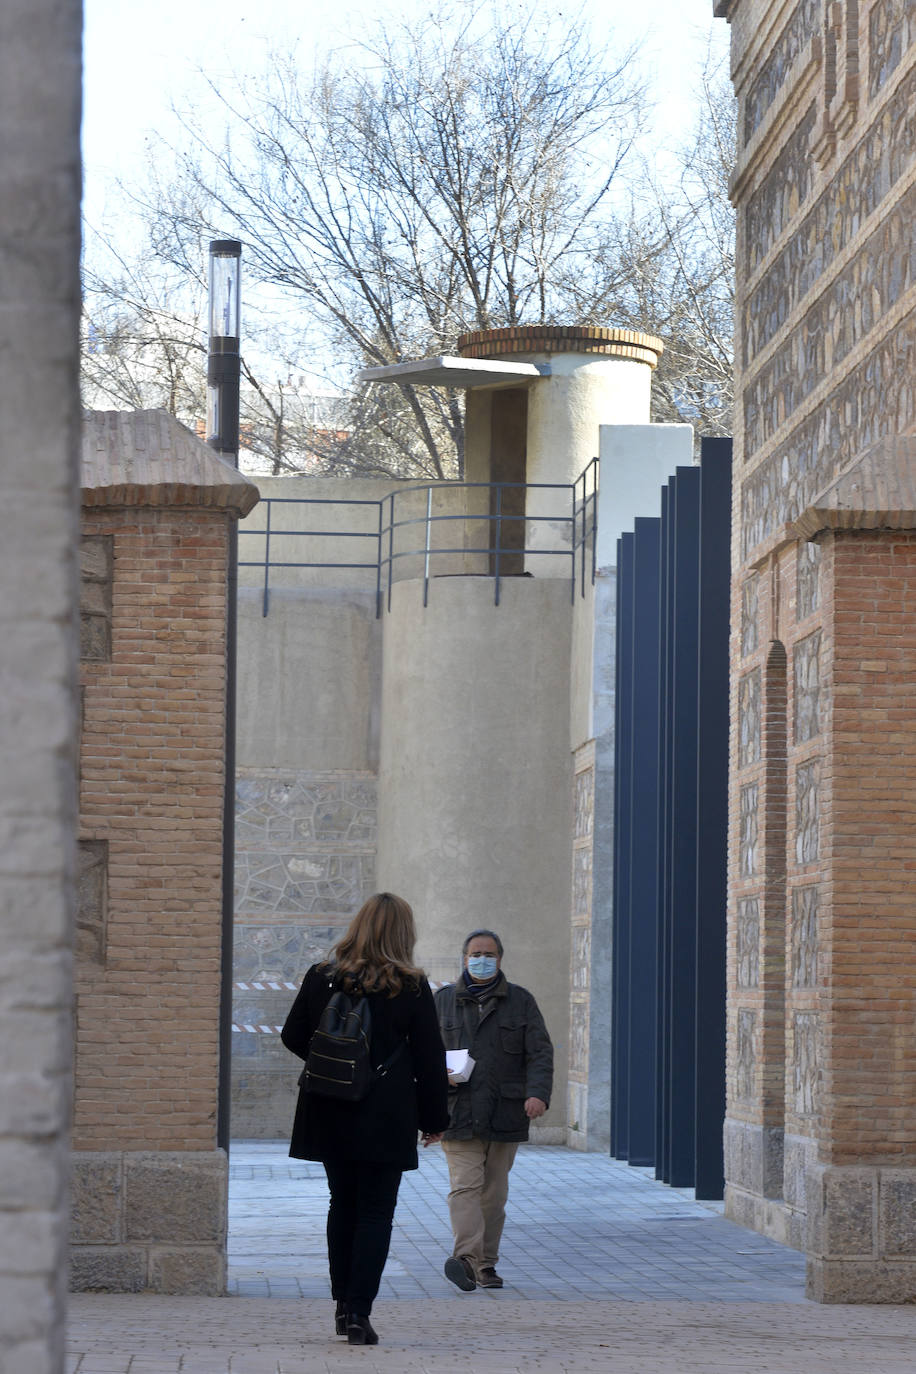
[
  {"xmin": 234, "ymin": 921, "xmax": 349, "ymax": 984},
  {"xmin": 869, "ymin": 0, "xmax": 916, "ymax": 98},
  {"xmin": 573, "ymin": 846, "xmax": 593, "ymax": 918},
  {"xmin": 233, "ymin": 769, "xmax": 378, "ymax": 1136},
  {"xmin": 793, "ymin": 1011, "xmax": 819, "ymax": 1115},
  {"xmin": 572, "ymin": 924, "xmax": 591, "ymax": 994},
  {"xmin": 746, "ymin": 105, "xmax": 817, "ymax": 274},
  {"xmin": 796, "ymin": 541, "xmax": 821, "ymax": 620},
  {"xmin": 742, "ymin": 63, "xmax": 916, "ymax": 368},
  {"xmin": 744, "ymin": 0, "xmax": 821, "ymax": 143},
  {"xmin": 574, "ymin": 766, "xmax": 595, "ymax": 840},
  {"xmin": 741, "ymin": 575, "xmax": 760, "ymax": 657},
  {"xmin": 794, "ymin": 632, "xmax": 824, "ymax": 744},
  {"xmin": 740, "ymin": 783, "xmax": 759, "ymax": 877},
  {"xmin": 234, "ymin": 852, "xmax": 372, "ymax": 917},
  {"xmin": 736, "ymin": 1009, "xmax": 757, "ymax": 1100},
  {"xmin": 743, "ymin": 179, "xmax": 916, "ymax": 453},
  {"xmin": 741, "ymin": 307, "xmax": 916, "ymax": 554},
  {"xmin": 795, "ymin": 759, "xmax": 821, "ymax": 863},
  {"xmin": 736, "ymin": 897, "xmax": 761, "ymax": 989},
  {"xmin": 739, "ymin": 668, "xmax": 762, "ymax": 767},
  {"xmin": 791, "ymin": 885, "xmax": 819, "ymax": 988},
  {"xmin": 570, "ymin": 756, "xmax": 595, "ymax": 1086},
  {"xmin": 569, "ymin": 999, "xmax": 589, "ymax": 1077},
  {"xmin": 235, "ymin": 774, "xmax": 376, "ymax": 915}
]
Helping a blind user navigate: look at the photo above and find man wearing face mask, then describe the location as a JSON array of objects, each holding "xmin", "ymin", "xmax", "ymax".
[{"xmin": 434, "ymin": 928, "xmax": 553, "ymax": 1291}]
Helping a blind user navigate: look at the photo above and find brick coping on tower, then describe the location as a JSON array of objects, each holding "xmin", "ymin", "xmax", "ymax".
[{"xmin": 456, "ymin": 325, "xmax": 664, "ymax": 370}]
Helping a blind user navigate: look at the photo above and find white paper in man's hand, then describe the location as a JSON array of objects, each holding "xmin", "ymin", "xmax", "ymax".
[{"xmin": 445, "ymin": 1049, "xmax": 475, "ymax": 1082}]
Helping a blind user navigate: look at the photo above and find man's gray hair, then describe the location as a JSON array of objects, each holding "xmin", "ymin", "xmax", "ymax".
[{"xmin": 462, "ymin": 928, "xmax": 503, "ymax": 958}]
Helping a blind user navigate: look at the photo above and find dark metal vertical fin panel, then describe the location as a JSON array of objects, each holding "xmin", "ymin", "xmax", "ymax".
[
  {"xmin": 655, "ymin": 483, "xmax": 672, "ymax": 1181},
  {"xmin": 627, "ymin": 517, "xmax": 661, "ymax": 1166},
  {"xmin": 611, "ymin": 532, "xmax": 635, "ymax": 1158},
  {"xmin": 667, "ymin": 466, "xmax": 702, "ymax": 1188},
  {"xmin": 694, "ymin": 438, "xmax": 733, "ymax": 1200}
]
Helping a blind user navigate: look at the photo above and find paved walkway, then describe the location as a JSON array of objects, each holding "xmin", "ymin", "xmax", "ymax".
[{"xmin": 67, "ymin": 1141, "xmax": 916, "ymax": 1373}]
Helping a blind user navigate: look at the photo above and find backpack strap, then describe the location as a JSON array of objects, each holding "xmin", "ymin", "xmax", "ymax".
[{"xmin": 373, "ymin": 1040, "xmax": 405, "ymax": 1080}]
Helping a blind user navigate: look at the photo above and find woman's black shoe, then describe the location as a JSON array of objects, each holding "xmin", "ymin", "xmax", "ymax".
[
  {"xmin": 334, "ymin": 1300, "xmax": 347, "ymax": 1336},
  {"xmin": 346, "ymin": 1314, "xmax": 379, "ymax": 1345}
]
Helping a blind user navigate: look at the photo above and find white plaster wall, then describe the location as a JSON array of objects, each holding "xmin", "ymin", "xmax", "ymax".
[
  {"xmin": 596, "ymin": 423, "xmax": 695, "ymax": 567},
  {"xmin": 376, "ymin": 576, "xmax": 573, "ymax": 1136},
  {"xmin": 0, "ymin": 0, "xmax": 82, "ymax": 1366}
]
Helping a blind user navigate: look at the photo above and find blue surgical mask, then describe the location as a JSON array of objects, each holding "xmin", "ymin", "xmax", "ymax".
[{"xmin": 467, "ymin": 955, "xmax": 498, "ymax": 980}]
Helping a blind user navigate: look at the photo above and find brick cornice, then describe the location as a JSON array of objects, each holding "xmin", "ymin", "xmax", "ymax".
[{"xmin": 456, "ymin": 325, "xmax": 664, "ymax": 370}]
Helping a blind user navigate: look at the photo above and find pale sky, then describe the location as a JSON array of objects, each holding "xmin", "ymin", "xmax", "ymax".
[{"xmin": 81, "ymin": 0, "xmax": 729, "ymax": 226}]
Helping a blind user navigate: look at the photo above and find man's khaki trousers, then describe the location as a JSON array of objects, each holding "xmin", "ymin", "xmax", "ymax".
[{"xmin": 441, "ymin": 1138, "xmax": 519, "ymax": 1271}]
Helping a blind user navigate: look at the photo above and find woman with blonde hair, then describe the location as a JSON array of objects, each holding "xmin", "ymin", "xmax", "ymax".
[{"xmin": 281, "ymin": 892, "xmax": 448, "ymax": 1345}]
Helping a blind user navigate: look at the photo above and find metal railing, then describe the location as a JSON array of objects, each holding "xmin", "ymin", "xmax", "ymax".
[{"xmin": 238, "ymin": 458, "xmax": 598, "ymax": 616}]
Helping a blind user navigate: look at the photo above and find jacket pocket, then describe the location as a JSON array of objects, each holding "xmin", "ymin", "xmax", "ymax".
[
  {"xmin": 498, "ymin": 1023, "xmax": 524, "ymax": 1055},
  {"xmin": 440, "ymin": 1021, "xmax": 464, "ymax": 1049},
  {"xmin": 492, "ymin": 1081, "xmax": 527, "ymax": 1134}
]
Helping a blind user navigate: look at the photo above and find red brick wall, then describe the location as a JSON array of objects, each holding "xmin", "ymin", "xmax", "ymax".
[
  {"xmin": 76, "ymin": 505, "xmax": 229, "ymax": 1151},
  {"xmin": 827, "ymin": 531, "xmax": 916, "ymax": 1165}
]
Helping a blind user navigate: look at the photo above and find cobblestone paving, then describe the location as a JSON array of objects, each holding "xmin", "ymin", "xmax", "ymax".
[{"xmin": 66, "ymin": 1141, "xmax": 916, "ymax": 1373}]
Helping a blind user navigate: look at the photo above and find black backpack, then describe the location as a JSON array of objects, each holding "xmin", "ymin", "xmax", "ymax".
[{"xmin": 300, "ymin": 985, "xmax": 403, "ymax": 1101}]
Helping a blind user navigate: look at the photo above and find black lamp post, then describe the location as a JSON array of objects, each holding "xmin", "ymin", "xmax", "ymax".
[
  {"xmin": 208, "ymin": 237, "xmax": 242, "ymax": 1157},
  {"xmin": 207, "ymin": 238, "xmax": 242, "ymax": 457}
]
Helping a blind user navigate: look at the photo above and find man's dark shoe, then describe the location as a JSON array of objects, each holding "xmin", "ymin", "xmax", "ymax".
[
  {"xmin": 477, "ymin": 1266, "xmax": 503, "ymax": 1288},
  {"xmin": 444, "ymin": 1254, "xmax": 477, "ymax": 1291}
]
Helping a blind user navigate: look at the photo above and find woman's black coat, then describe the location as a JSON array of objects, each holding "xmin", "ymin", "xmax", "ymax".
[{"xmin": 281, "ymin": 965, "xmax": 450, "ymax": 1171}]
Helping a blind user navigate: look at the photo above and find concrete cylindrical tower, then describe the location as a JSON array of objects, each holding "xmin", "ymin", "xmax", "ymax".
[
  {"xmin": 375, "ymin": 575, "xmax": 573, "ymax": 1138},
  {"xmin": 458, "ymin": 325, "xmax": 663, "ymax": 482},
  {"xmin": 458, "ymin": 325, "xmax": 664, "ymax": 569}
]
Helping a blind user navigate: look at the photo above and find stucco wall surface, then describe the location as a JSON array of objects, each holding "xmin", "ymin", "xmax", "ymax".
[
  {"xmin": 376, "ymin": 575, "xmax": 573, "ymax": 1137},
  {"xmin": 236, "ymin": 588, "xmax": 381, "ymax": 772}
]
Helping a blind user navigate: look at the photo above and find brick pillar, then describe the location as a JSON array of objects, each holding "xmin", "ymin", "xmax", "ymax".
[
  {"xmin": 0, "ymin": 0, "xmax": 82, "ymax": 1369},
  {"xmin": 803, "ymin": 529, "xmax": 916, "ymax": 1302},
  {"xmin": 73, "ymin": 411, "xmax": 258, "ymax": 1294}
]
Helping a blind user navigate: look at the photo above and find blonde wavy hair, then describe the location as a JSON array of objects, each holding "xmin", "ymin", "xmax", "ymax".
[{"xmin": 324, "ymin": 892, "xmax": 424, "ymax": 996}]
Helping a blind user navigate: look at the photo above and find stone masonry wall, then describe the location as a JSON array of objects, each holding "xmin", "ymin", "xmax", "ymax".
[
  {"xmin": 718, "ymin": 0, "xmax": 916, "ymax": 1301},
  {"xmin": 232, "ymin": 768, "xmax": 377, "ymax": 1137},
  {"xmin": 567, "ymin": 742, "xmax": 595, "ymax": 1148},
  {"xmin": 73, "ymin": 505, "xmax": 231, "ymax": 1294},
  {"xmin": 0, "ymin": 0, "xmax": 82, "ymax": 1365}
]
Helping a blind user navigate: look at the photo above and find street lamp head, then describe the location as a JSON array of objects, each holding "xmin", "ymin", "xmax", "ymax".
[
  {"xmin": 207, "ymin": 239, "xmax": 242, "ymax": 456},
  {"xmin": 208, "ymin": 239, "xmax": 242, "ymax": 344}
]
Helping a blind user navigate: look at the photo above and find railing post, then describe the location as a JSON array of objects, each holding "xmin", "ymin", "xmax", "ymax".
[
  {"xmin": 570, "ymin": 480, "xmax": 576, "ymax": 604},
  {"xmin": 387, "ymin": 490, "xmax": 395, "ymax": 613},
  {"xmin": 591, "ymin": 458, "xmax": 598, "ymax": 586},
  {"xmin": 375, "ymin": 498, "xmax": 384, "ymax": 619},
  {"xmin": 262, "ymin": 498, "xmax": 272, "ymax": 617},
  {"xmin": 580, "ymin": 468, "xmax": 587, "ymax": 597},
  {"xmin": 494, "ymin": 483, "xmax": 502, "ymax": 607},
  {"xmin": 423, "ymin": 486, "xmax": 433, "ymax": 608}
]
